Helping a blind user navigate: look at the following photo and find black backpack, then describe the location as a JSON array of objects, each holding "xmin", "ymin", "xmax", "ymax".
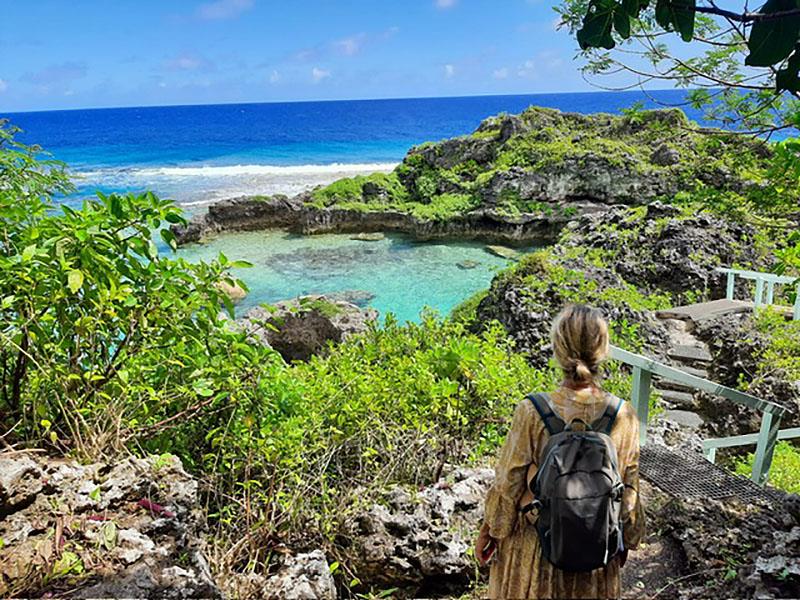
[{"xmin": 522, "ymin": 392, "xmax": 625, "ymax": 572}]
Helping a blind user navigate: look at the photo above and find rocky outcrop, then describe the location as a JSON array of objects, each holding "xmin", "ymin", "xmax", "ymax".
[
  {"xmin": 241, "ymin": 295, "xmax": 378, "ymax": 362},
  {"xmin": 341, "ymin": 467, "xmax": 492, "ymax": 596},
  {"xmin": 559, "ymin": 203, "xmax": 771, "ymax": 300},
  {"xmin": 650, "ymin": 486, "xmax": 800, "ymax": 599},
  {"xmin": 342, "ymin": 463, "xmax": 799, "ymax": 599},
  {"xmin": 0, "ymin": 452, "xmax": 219, "ymax": 599},
  {"xmin": 695, "ymin": 313, "xmax": 800, "ymax": 433},
  {"xmin": 473, "ymin": 251, "xmax": 670, "ymax": 367},
  {"xmin": 227, "ymin": 550, "xmax": 337, "ymax": 600},
  {"xmin": 176, "ymin": 107, "xmax": 769, "ymax": 247},
  {"xmin": 174, "ymin": 195, "xmax": 567, "ymax": 246}
]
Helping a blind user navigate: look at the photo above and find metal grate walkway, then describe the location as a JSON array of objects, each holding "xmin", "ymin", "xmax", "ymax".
[{"xmin": 640, "ymin": 444, "xmax": 779, "ymax": 503}]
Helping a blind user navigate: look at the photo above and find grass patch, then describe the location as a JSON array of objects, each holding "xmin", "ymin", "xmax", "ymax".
[{"xmin": 735, "ymin": 441, "xmax": 800, "ymax": 494}]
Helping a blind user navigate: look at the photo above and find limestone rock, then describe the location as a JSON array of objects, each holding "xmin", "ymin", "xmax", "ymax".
[
  {"xmin": 342, "ymin": 467, "xmax": 493, "ymax": 595},
  {"xmin": 474, "ymin": 249, "xmax": 670, "ymax": 367},
  {"xmin": 0, "ymin": 452, "xmax": 219, "ymax": 599},
  {"xmin": 457, "ymin": 260, "xmax": 480, "ymax": 270},
  {"xmin": 241, "ymin": 295, "xmax": 378, "ymax": 361},
  {"xmin": 324, "ymin": 289, "xmax": 376, "ymax": 307},
  {"xmin": 650, "ymin": 143, "xmax": 681, "ymax": 166},
  {"xmin": 695, "ymin": 312, "xmax": 800, "ymax": 433},
  {"xmin": 559, "ymin": 202, "xmax": 771, "ymax": 300},
  {"xmin": 350, "ymin": 232, "xmax": 385, "ymax": 242},
  {"xmin": 263, "ymin": 551, "xmax": 337, "ymax": 600},
  {"xmin": 485, "ymin": 244, "xmax": 521, "ymax": 261}
]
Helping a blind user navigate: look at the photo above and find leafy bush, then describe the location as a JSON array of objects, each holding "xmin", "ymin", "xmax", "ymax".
[
  {"xmin": 753, "ymin": 307, "xmax": 800, "ymax": 383},
  {"xmin": 310, "ymin": 172, "xmax": 407, "ymax": 206},
  {"xmin": 0, "ymin": 122, "xmax": 276, "ymax": 460},
  {"xmin": 0, "ymin": 123, "xmax": 557, "ymax": 575},
  {"xmin": 735, "ymin": 441, "xmax": 800, "ymax": 494}
]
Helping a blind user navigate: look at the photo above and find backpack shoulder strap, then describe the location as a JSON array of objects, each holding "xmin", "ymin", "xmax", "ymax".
[
  {"xmin": 527, "ymin": 392, "xmax": 566, "ymax": 435},
  {"xmin": 591, "ymin": 394, "xmax": 624, "ymax": 434}
]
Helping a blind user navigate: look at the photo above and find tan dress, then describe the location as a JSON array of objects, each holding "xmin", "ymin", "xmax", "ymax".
[{"xmin": 483, "ymin": 386, "xmax": 645, "ymax": 599}]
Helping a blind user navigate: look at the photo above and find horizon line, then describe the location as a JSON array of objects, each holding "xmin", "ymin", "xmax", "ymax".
[{"xmin": 1, "ymin": 87, "xmax": 688, "ymax": 116}]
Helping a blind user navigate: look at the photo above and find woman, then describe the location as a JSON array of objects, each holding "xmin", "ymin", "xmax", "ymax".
[{"xmin": 475, "ymin": 304, "xmax": 645, "ymax": 599}]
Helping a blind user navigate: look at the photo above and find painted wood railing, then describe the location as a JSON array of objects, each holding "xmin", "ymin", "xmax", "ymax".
[
  {"xmin": 716, "ymin": 267, "xmax": 800, "ymax": 320},
  {"xmin": 609, "ymin": 345, "xmax": 789, "ymax": 485}
]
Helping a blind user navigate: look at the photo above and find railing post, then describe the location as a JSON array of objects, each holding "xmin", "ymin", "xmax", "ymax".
[
  {"xmin": 631, "ymin": 366, "xmax": 651, "ymax": 447},
  {"xmin": 794, "ymin": 282, "xmax": 800, "ymax": 321},
  {"xmin": 752, "ymin": 411, "xmax": 781, "ymax": 485},
  {"xmin": 765, "ymin": 281, "xmax": 775, "ymax": 306},
  {"xmin": 754, "ymin": 277, "xmax": 765, "ymax": 311},
  {"xmin": 726, "ymin": 271, "xmax": 736, "ymax": 300}
]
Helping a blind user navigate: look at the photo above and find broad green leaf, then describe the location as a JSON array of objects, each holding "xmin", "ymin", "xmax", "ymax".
[
  {"xmin": 101, "ymin": 521, "xmax": 117, "ymax": 550},
  {"xmin": 654, "ymin": 0, "xmax": 672, "ymax": 29},
  {"xmin": 746, "ymin": 0, "xmax": 800, "ymax": 67},
  {"xmin": 110, "ymin": 195, "xmax": 123, "ymax": 219},
  {"xmin": 614, "ymin": 8, "xmax": 631, "ymax": 38},
  {"xmin": 622, "ymin": 0, "xmax": 640, "ymax": 16},
  {"xmin": 670, "ymin": 0, "xmax": 695, "ymax": 42},
  {"xmin": 53, "ymin": 551, "xmax": 84, "ymax": 577},
  {"xmin": 160, "ymin": 228, "xmax": 177, "ymax": 251},
  {"xmin": 22, "ymin": 244, "xmax": 36, "ymax": 261},
  {"xmin": 577, "ymin": 0, "xmax": 616, "ymax": 49},
  {"xmin": 68, "ymin": 270, "xmax": 84, "ymax": 294}
]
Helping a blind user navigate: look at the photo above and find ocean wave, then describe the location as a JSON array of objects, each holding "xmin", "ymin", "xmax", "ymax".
[{"xmin": 76, "ymin": 162, "xmax": 398, "ymax": 179}]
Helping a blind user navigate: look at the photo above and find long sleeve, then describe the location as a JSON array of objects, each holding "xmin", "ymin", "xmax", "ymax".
[
  {"xmin": 483, "ymin": 399, "xmax": 537, "ymax": 540},
  {"xmin": 616, "ymin": 404, "xmax": 645, "ymax": 550}
]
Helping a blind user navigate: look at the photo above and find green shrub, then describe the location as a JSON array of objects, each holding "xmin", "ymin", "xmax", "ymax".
[
  {"xmin": 735, "ymin": 441, "xmax": 800, "ymax": 494},
  {"xmin": 449, "ymin": 289, "xmax": 488, "ymax": 327},
  {"xmin": 405, "ymin": 193, "xmax": 479, "ymax": 221},
  {"xmin": 753, "ymin": 308, "xmax": 800, "ymax": 383},
  {"xmin": 310, "ymin": 172, "xmax": 407, "ymax": 206}
]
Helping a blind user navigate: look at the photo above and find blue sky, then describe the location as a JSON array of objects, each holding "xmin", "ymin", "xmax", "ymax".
[{"xmin": 0, "ymin": 0, "xmax": 592, "ymax": 112}]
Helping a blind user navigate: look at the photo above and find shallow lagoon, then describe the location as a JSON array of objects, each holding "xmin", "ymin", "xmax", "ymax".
[{"xmin": 178, "ymin": 231, "xmax": 533, "ymax": 323}]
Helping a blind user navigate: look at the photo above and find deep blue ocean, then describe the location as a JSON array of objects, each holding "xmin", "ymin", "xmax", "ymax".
[
  {"xmin": 5, "ymin": 89, "xmax": 705, "ymax": 208},
  {"xmin": 0, "ymin": 90, "xmax": 720, "ymax": 321}
]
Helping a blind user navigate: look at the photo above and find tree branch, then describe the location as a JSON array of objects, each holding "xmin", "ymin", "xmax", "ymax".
[{"xmin": 691, "ymin": 4, "xmax": 800, "ymax": 22}]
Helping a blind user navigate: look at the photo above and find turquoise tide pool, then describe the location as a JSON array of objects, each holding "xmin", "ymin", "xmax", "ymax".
[{"xmin": 177, "ymin": 231, "xmax": 531, "ymax": 323}]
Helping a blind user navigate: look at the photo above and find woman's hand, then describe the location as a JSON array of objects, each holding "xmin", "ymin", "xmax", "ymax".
[{"xmin": 475, "ymin": 523, "xmax": 497, "ymax": 566}]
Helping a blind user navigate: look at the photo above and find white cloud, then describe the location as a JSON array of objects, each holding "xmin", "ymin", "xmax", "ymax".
[
  {"xmin": 163, "ymin": 53, "xmax": 212, "ymax": 71},
  {"xmin": 517, "ymin": 59, "xmax": 536, "ymax": 78},
  {"xmin": 0, "ymin": 79, "xmax": 7, "ymax": 93},
  {"xmin": 492, "ymin": 67, "xmax": 509, "ymax": 80},
  {"xmin": 334, "ymin": 34, "xmax": 366, "ymax": 57},
  {"xmin": 435, "ymin": 0, "xmax": 457, "ymax": 8},
  {"xmin": 269, "ymin": 70, "xmax": 281, "ymax": 84},
  {"xmin": 197, "ymin": 0, "xmax": 254, "ymax": 20},
  {"xmin": 516, "ymin": 52, "xmax": 564, "ymax": 79},
  {"xmin": 444, "ymin": 64, "xmax": 455, "ymax": 78},
  {"xmin": 312, "ymin": 67, "xmax": 331, "ymax": 82}
]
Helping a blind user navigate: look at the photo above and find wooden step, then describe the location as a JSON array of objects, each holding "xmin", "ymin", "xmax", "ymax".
[
  {"xmin": 667, "ymin": 344, "xmax": 712, "ymax": 366},
  {"xmin": 656, "ymin": 299, "xmax": 752, "ymax": 323},
  {"xmin": 653, "ymin": 377, "xmax": 696, "ymax": 394},
  {"xmin": 663, "ymin": 409, "xmax": 704, "ymax": 429},
  {"xmin": 654, "ymin": 388, "xmax": 697, "ymax": 409},
  {"xmin": 675, "ymin": 364, "xmax": 710, "ymax": 379}
]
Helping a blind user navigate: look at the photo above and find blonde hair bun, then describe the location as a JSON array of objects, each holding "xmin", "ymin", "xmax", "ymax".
[{"xmin": 551, "ymin": 305, "xmax": 610, "ymax": 385}]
